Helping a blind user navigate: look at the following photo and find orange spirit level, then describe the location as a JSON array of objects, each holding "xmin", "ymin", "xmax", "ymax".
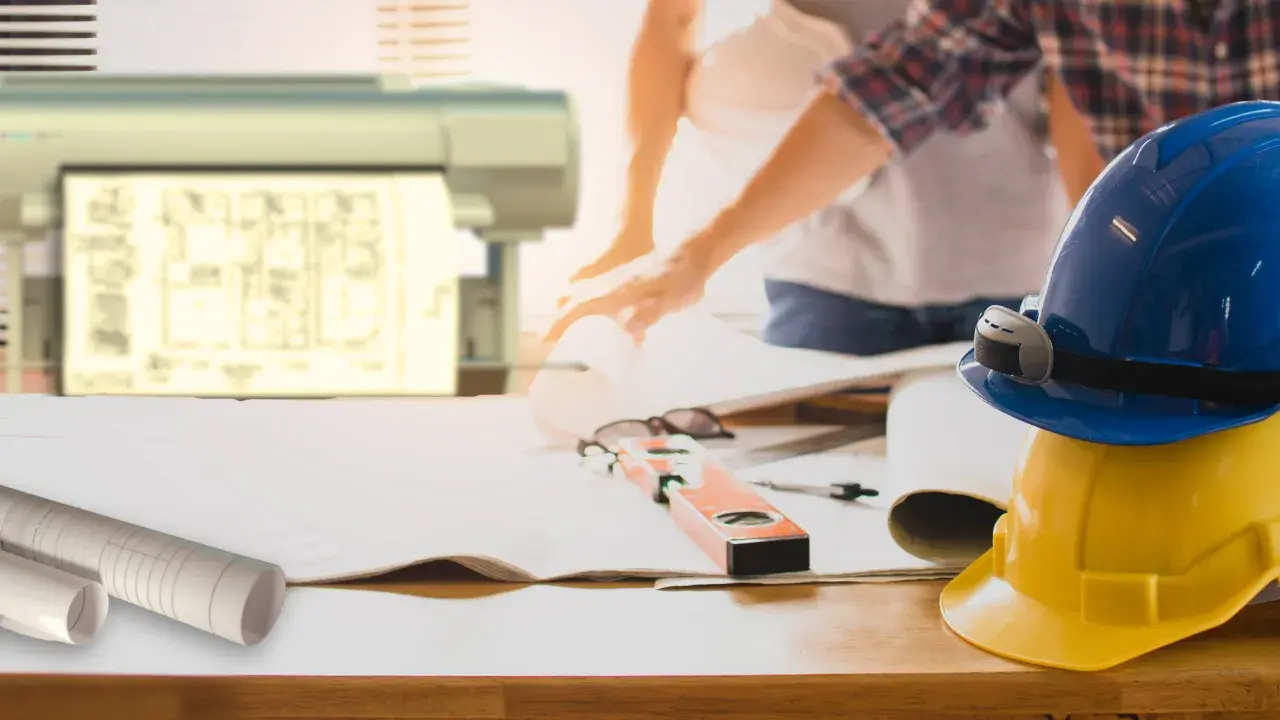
[{"xmin": 613, "ymin": 434, "xmax": 809, "ymax": 576}]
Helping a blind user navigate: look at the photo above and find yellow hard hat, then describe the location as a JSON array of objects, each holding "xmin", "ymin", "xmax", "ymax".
[{"xmin": 939, "ymin": 416, "xmax": 1280, "ymax": 671}]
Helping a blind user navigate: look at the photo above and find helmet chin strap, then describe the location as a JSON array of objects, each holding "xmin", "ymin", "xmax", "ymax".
[{"xmin": 972, "ymin": 304, "xmax": 1280, "ymax": 406}]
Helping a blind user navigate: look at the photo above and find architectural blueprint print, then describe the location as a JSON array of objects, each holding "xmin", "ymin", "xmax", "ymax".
[
  {"xmin": 61, "ymin": 172, "xmax": 461, "ymax": 396},
  {"xmin": 69, "ymin": 184, "xmax": 141, "ymax": 359},
  {"xmin": 157, "ymin": 187, "xmax": 236, "ymax": 351},
  {"xmin": 85, "ymin": 183, "xmax": 135, "ymax": 229},
  {"xmin": 236, "ymin": 190, "xmax": 310, "ymax": 352}
]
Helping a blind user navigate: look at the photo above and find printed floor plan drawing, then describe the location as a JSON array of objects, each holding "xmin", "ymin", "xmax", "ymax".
[
  {"xmin": 60, "ymin": 171, "xmax": 461, "ymax": 397},
  {"xmin": 157, "ymin": 187, "xmax": 387, "ymax": 355}
]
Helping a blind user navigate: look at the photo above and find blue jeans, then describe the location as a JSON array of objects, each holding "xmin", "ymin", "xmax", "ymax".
[{"xmin": 762, "ymin": 279, "xmax": 1022, "ymax": 356}]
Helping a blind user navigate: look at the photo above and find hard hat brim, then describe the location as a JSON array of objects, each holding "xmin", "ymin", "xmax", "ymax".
[
  {"xmin": 956, "ymin": 349, "xmax": 1278, "ymax": 446},
  {"xmin": 939, "ymin": 550, "xmax": 1258, "ymax": 672}
]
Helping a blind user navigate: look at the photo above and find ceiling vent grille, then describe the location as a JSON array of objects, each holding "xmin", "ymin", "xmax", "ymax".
[{"xmin": 0, "ymin": 0, "xmax": 96, "ymax": 73}]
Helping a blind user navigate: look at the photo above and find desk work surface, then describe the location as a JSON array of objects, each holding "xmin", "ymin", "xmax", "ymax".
[
  {"xmin": 5, "ymin": 398, "xmax": 1280, "ymax": 718},
  {"xmin": 0, "ymin": 394, "xmax": 942, "ymax": 587},
  {"xmin": 6, "ymin": 575, "xmax": 1280, "ymax": 719}
]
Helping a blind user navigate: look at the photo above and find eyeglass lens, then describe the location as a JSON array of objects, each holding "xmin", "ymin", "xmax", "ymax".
[
  {"xmin": 591, "ymin": 420, "xmax": 655, "ymax": 452},
  {"xmin": 585, "ymin": 408, "xmax": 729, "ymax": 455},
  {"xmin": 661, "ymin": 408, "xmax": 725, "ymax": 436}
]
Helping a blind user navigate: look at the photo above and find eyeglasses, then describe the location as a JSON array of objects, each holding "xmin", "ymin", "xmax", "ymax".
[{"xmin": 577, "ymin": 407, "xmax": 735, "ymax": 468}]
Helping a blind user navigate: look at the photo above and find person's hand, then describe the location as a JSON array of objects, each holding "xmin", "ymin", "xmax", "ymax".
[
  {"xmin": 545, "ymin": 233, "xmax": 721, "ymax": 344},
  {"xmin": 566, "ymin": 223, "xmax": 655, "ymax": 285}
]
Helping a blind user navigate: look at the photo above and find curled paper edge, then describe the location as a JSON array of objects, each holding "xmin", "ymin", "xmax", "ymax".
[{"xmin": 0, "ymin": 550, "xmax": 109, "ymax": 645}]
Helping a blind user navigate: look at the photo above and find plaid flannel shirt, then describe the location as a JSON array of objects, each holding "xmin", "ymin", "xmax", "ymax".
[{"xmin": 825, "ymin": 0, "xmax": 1280, "ymax": 161}]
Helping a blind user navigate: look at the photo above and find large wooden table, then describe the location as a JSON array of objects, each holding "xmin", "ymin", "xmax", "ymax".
[
  {"xmin": 6, "ymin": 564, "xmax": 1280, "ymax": 720},
  {"xmin": 5, "ymin": 404, "xmax": 1280, "ymax": 719}
]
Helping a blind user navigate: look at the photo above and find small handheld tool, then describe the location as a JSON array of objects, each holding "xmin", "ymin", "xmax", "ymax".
[
  {"xmin": 748, "ymin": 479, "xmax": 879, "ymax": 501},
  {"xmin": 613, "ymin": 434, "xmax": 809, "ymax": 576}
]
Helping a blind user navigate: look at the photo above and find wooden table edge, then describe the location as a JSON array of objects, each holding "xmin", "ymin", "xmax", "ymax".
[{"xmin": 3, "ymin": 661, "xmax": 1280, "ymax": 719}]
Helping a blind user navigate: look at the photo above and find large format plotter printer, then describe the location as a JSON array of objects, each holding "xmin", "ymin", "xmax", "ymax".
[{"xmin": 0, "ymin": 74, "xmax": 579, "ymax": 395}]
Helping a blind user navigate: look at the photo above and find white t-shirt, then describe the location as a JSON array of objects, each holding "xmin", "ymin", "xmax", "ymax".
[{"xmin": 685, "ymin": 0, "xmax": 1070, "ymax": 307}]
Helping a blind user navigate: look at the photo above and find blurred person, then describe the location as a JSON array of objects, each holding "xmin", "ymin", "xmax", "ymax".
[
  {"xmin": 548, "ymin": 0, "xmax": 1267, "ymax": 346},
  {"xmin": 551, "ymin": 0, "xmax": 1069, "ymax": 353}
]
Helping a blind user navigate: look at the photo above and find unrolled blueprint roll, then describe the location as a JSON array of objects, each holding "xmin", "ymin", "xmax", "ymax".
[
  {"xmin": 884, "ymin": 369, "xmax": 1030, "ymax": 565},
  {"xmin": 530, "ymin": 309, "xmax": 968, "ymax": 444},
  {"xmin": 0, "ymin": 548, "xmax": 107, "ymax": 645}
]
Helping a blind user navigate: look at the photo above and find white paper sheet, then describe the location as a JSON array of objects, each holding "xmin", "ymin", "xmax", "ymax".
[
  {"xmin": 529, "ymin": 309, "xmax": 969, "ymax": 443},
  {"xmin": 0, "ymin": 549, "xmax": 107, "ymax": 645},
  {"xmin": 0, "ymin": 585, "xmax": 847, "ymax": 676},
  {"xmin": 0, "ymin": 485, "xmax": 287, "ymax": 646},
  {"xmin": 60, "ymin": 170, "xmax": 460, "ymax": 397},
  {"xmin": 882, "ymin": 369, "xmax": 1029, "ymax": 565},
  {"xmin": 0, "ymin": 394, "xmax": 951, "ymax": 588},
  {"xmin": 0, "ymin": 395, "xmax": 700, "ymax": 583}
]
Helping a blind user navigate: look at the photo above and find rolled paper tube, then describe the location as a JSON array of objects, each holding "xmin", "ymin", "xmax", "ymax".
[{"xmin": 0, "ymin": 549, "xmax": 108, "ymax": 645}]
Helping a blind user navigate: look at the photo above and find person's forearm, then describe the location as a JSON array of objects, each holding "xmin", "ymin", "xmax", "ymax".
[
  {"xmin": 1047, "ymin": 70, "xmax": 1104, "ymax": 207},
  {"xmin": 620, "ymin": 0, "xmax": 700, "ymax": 232},
  {"xmin": 694, "ymin": 91, "xmax": 893, "ymax": 268}
]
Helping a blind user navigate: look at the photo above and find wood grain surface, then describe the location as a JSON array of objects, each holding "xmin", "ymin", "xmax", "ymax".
[{"xmin": 4, "ymin": 565, "xmax": 1280, "ymax": 720}]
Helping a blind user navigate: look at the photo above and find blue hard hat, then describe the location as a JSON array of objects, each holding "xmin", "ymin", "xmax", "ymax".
[{"xmin": 958, "ymin": 101, "xmax": 1280, "ymax": 446}]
